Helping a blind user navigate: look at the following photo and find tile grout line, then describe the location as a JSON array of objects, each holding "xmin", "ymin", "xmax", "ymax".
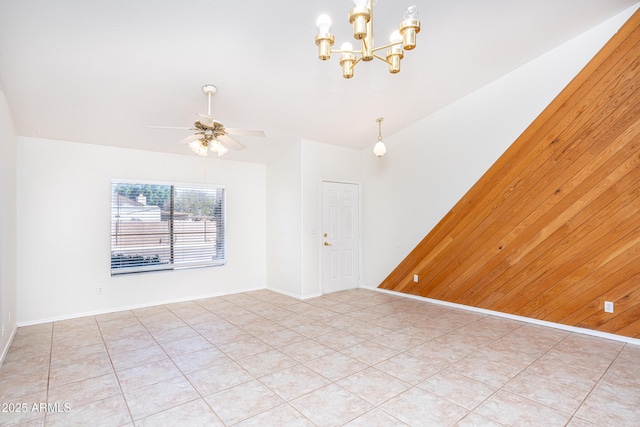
[
  {"xmin": 126, "ymin": 305, "xmax": 212, "ymax": 424},
  {"xmin": 44, "ymin": 322, "xmax": 54, "ymax": 426},
  {"xmin": 96, "ymin": 313, "xmax": 137, "ymax": 426},
  {"xmin": 564, "ymin": 339, "xmax": 627, "ymax": 426},
  {"xmin": 195, "ymin": 297, "xmax": 312, "ymax": 426}
]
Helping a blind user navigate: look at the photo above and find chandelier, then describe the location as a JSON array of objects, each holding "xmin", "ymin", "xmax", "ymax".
[{"xmin": 315, "ymin": 0, "xmax": 420, "ymax": 78}]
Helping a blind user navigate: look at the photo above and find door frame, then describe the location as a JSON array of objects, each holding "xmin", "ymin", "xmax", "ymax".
[{"xmin": 320, "ymin": 179, "xmax": 362, "ymax": 295}]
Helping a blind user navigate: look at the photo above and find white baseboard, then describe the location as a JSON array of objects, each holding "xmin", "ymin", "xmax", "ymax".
[
  {"xmin": 301, "ymin": 292, "xmax": 322, "ymax": 300},
  {"xmin": 265, "ymin": 287, "xmax": 299, "ymax": 299},
  {"xmin": 17, "ymin": 286, "xmax": 266, "ymax": 327},
  {"xmin": 363, "ymin": 285, "xmax": 640, "ymax": 346},
  {"xmin": 264, "ymin": 287, "xmax": 321, "ymax": 300},
  {"xmin": 0, "ymin": 325, "xmax": 18, "ymax": 367},
  {"xmin": 16, "ymin": 283, "xmax": 639, "ymax": 348}
]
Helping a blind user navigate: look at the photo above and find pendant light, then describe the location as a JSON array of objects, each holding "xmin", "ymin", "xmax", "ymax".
[{"xmin": 373, "ymin": 117, "xmax": 387, "ymax": 158}]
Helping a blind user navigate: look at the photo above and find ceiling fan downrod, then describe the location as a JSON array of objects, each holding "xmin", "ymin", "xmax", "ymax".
[{"xmin": 202, "ymin": 84, "xmax": 217, "ymax": 117}]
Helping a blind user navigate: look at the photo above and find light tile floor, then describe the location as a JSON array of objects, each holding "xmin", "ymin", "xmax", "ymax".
[{"xmin": 1, "ymin": 289, "xmax": 639, "ymax": 426}]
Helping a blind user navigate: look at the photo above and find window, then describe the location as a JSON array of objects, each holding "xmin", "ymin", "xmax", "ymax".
[{"xmin": 111, "ymin": 181, "xmax": 225, "ymax": 275}]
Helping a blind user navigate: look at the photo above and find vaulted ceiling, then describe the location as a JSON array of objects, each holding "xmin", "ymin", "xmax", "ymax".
[{"xmin": 0, "ymin": 0, "xmax": 638, "ymax": 163}]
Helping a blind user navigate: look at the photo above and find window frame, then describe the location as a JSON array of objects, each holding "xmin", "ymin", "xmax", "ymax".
[{"xmin": 110, "ymin": 179, "xmax": 226, "ymax": 275}]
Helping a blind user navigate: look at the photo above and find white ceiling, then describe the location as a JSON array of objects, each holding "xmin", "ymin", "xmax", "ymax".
[{"xmin": 0, "ymin": 0, "xmax": 638, "ymax": 163}]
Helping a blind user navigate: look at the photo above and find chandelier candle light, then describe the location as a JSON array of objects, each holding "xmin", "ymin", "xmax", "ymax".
[{"xmin": 315, "ymin": 0, "xmax": 420, "ymax": 78}]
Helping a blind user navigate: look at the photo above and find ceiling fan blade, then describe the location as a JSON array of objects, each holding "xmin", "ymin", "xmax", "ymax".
[
  {"xmin": 147, "ymin": 125, "xmax": 192, "ymax": 130},
  {"xmin": 217, "ymin": 134, "xmax": 245, "ymax": 150},
  {"xmin": 178, "ymin": 134, "xmax": 202, "ymax": 145},
  {"xmin": 225, "ymin": 128, "xmax": 265, "ymax": 137}
]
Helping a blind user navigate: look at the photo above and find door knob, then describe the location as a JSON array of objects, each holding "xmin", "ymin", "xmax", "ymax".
[{"xmin": 324, "ymin": 242, "xmax": 332, "ymax": 246}]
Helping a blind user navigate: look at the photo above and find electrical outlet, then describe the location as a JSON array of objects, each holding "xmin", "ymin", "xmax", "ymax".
[
  {"xmin": 604, "ymin": 301, "xmax": 614, "ymax": 313},
  {"xmin": 97, "ymin": 286, "xmax": 103, "ymax": 295},
  {"xmin": 413, "ymin": 274, "xmax": 419, "ymax": 282}
]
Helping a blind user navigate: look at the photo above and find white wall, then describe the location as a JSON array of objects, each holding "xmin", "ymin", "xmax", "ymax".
[
  {"xmin": 361, "ymin": 7, "xmax": 637, "ymax": 288},
  {"xmin": 300, "ymin": 140, "xmax": 362, "ymax": 298},
  {"xmin": 0, "ymin": 88, "xmax": 18, "ymax": 362},
  {"xmin": 266, "ymin": 142, "xmax": 303, "ymax": 297},
  {"xmin": 266, "ymin": 139, "xmax": 363, "ymax": 299},
  {"xmin": 17, "ymin": 137, "xmax": 267, "ymax": 324}
]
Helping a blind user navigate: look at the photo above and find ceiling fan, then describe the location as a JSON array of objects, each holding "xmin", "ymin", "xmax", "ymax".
[{"xmin": 148, "ymin": 85, "xmax": 265, "ymax": 157}]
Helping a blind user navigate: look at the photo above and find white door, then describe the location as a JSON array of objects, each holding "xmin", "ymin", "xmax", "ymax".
[{"xmin": 321, "ymin": 181, "xmax": 360, "ymax": 294}]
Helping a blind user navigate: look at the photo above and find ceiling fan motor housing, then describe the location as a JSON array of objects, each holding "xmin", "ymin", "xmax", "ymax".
[{"xmin": 194, "ymin": 120, "xmax": 226, "ymax": 139}]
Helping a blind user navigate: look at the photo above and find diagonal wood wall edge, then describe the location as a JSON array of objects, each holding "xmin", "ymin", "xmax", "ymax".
[{"xmin": 379, "ymin": 9, "xmax": 640, "ymax": 339}]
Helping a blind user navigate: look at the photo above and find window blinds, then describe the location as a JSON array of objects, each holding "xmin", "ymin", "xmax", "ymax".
[{"xmin": 110, "ymin": 181, "xmax": 225, "ymax": 275}]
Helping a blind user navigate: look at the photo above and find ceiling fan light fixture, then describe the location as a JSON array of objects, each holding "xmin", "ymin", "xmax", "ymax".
[
  {"xmin": 189, "ymin": 139, "xmax": 209, "ymax": 157},
  {"xmin": 210, "ymin": 140, "xmax": 229, "ymax": 157}
]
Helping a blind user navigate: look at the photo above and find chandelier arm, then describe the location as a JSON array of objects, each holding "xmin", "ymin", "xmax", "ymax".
[
  {"xmin": 373, "ymin": 54, "xmax": 390, "ymax": 64},
  {"xmin": 371, "ymin": 41, "xmax": 402, "ymax": 53},
  {"xmin": 333, "ymin": 48, "xmax": 363, "ymax": 55}
]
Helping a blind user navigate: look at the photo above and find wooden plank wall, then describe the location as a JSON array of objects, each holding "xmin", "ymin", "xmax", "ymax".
[{"xmin": 379, "ymin": 9, "xmax": 640, "ymax": 339}]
